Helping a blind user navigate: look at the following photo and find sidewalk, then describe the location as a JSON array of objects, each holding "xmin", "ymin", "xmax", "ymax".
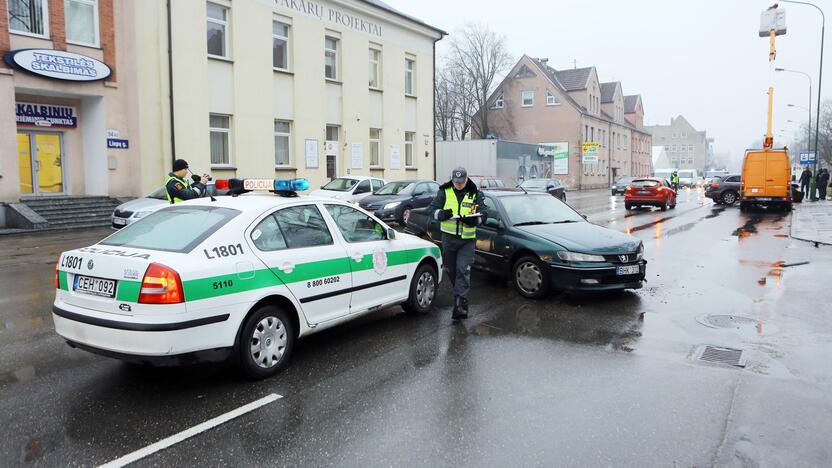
[{"xmin": 791, "ymin": 200, "xmax": 832, "ymax": 245}]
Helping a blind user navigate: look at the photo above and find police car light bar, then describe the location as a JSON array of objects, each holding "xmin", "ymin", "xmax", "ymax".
[{"xmin": 218, "ymin": 178, "xmax": 310, "ymax": 196}]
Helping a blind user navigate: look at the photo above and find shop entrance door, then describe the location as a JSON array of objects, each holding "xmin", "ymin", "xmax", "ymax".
[
  {"xmin": 326, "ymin": 155, "xmax": 337, "ymax": 180},
  {"xmin": 17, "ymin": 132, "xmax": 64, "ymax": 195}
]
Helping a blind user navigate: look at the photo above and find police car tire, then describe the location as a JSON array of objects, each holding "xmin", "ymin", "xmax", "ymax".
[
  {"xmin": 402, "ymin": 263, "xmax": 437, "ymax": 315},
  {"xmin": 238, "ymin": 305, "xmax": 296, "ymax": 380}
]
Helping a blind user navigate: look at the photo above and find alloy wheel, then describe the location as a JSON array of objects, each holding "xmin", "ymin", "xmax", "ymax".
[
  {"xmin": 250, "ymin": 316, "xmax": 287, "ymax": 369},
  {"xmin": 415, "ymin": 271, "xmax": 435, "ymax": 308},
  {"xmin": 515, "ymin": 261, "xmax": 543, "ymax": 294}
]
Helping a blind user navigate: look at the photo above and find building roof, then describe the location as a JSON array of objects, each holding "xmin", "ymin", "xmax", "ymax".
[
  {"xmin": 600, "ymin": 82, "xmax": 619, "ymax": 103},
  {"xmin": 358, "ymin": 0, "xmax": 447, "ymax": 36},
  {"xmin": 624, "ymin": 95, "xmax": 641, "ymax": 113},
  {"xmin": 553, "ymin": 67, "xmax": 594, "ymax": 91}
]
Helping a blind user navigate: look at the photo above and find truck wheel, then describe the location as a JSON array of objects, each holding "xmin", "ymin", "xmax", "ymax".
[
  {"xmin": 402, "ymin": 263, "xmax": 437, "ymax": 315},
  {"xmin": 721, "ymin": 191, "xmax": 738, "ymax": 206},
  {"xmin": 238, "ymin": 305, "xmax": 295, "ymax": 380},
  {"xmin": 513, "ymin": 256, "xmax": 550, "ymax": 299}
]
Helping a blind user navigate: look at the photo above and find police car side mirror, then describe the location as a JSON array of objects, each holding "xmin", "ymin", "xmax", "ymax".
[{"xmin": 386, "ymin": 228, "xmax": 397, "ymax": 240}]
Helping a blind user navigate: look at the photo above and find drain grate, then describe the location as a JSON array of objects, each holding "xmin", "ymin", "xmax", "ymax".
[{"xmin": 697, "ymin": 345, "xmax": 746, "ymax": 368}]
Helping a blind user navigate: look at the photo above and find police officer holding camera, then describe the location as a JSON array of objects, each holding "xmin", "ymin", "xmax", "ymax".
[
  {"xmin": 165, "ymin": 159, "xmax": 209, "ymax": 204},
  {"xmin": 429, "ymin": 166, "xmax": 483, "ymax": 321}
]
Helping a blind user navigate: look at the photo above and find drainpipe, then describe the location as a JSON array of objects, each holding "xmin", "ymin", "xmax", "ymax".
[{"xmin": 167, "ymin": 0, "xmax": 176, "ymax": 165}]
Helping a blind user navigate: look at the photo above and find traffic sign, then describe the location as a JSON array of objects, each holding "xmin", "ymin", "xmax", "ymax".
[{"xmin": 799, "ymin": 152, "xmax": 816, "ymax": 165}]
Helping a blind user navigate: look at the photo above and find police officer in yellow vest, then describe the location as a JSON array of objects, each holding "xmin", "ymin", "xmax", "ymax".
[
  {"xmin": 429, "ymin": 166, "xmax": 484, "ymax": 321},
  {"xmin": 165, "ymin": 159, "xmax": 208, "ymax": 204}
]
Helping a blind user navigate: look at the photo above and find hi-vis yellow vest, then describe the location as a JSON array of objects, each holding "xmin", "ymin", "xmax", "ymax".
[
  {"xmin": 165, "ymin": 175, "xmax": 191, "ymax": 204},
  {"xmin": 440, "ymin": 187, "xmax": 477, "ymax": 239}
]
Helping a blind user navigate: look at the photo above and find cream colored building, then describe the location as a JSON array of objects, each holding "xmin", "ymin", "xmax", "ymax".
[{"xmin": 135, "ymin": 0, "xmax": 444, "ymax": 195}]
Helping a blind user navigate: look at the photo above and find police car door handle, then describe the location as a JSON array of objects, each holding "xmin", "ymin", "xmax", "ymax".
[
  {"xmin": 279, "ymin": 262, "xmax": 295, "ymax": 274},
  {"xmin": 351, "ymin": 253, "xmax": 364, "ymax": 262}
]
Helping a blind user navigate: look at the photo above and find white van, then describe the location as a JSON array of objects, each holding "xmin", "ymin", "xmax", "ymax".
[{"xmin": 678, "ymin": 169, "xmax": 700, "ymax": 188}]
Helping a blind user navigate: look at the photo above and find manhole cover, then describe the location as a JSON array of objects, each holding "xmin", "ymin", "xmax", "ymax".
[
  {"xmin": 695, "ymin": 345, "xmax": 746, "ymax": 368},
  {"xmin": 697, "ymin": 314, "xmax": 757, "ymax": 329}
]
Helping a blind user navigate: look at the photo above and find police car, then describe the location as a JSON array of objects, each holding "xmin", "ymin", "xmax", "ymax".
[{"xmin": 53, "ymin": 178, "xmax": 442, "ymax": 379}]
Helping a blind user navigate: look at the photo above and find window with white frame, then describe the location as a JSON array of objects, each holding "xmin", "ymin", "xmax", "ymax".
[
  {"xmin": 405, "ymin": 132, "xmax": 415, "ymax": 167},
  {"xmin": 521, "ymin": 90, "xmax": 534, "ymax": 107},
  {"xmin": 672, "ymin": 132, "xmax": 678, "ymax": 139},
  {"xmin": 369, "ymin": 128, "xmax": 381, "ymax": 166},
  {"xmin": 681, "ymin": 131, "xmax": 687, "ymax": 138},
  {"xmin": 273, "ymin": 21, "xmax": 290, "ymax": 71},
  {"xmin": 326, "ymin": 125, "xmax": 339, "ymax": 143},
  {"xmin": 623, "ymin": 136, "xmax": 628, "ymax": 150},
  {"xmin": 9, "ymin": 0, "xmax": 48, "ymax": 37},
  {"xmin": 405, "ymin": 58, "xmax": 415, "ymax": 95},
  {"xmin": 546, "ymin": 90, "xmax": 559, "ymax": 106},
  {"xmin": 325, "ymin": 36, "xmax": 338, "ymax": 80},
  {"xmin": 206, "ymin": 2, "xmax": 229, "ymax": 58},
  {"xmin": 671, "ymin": 144, "xmax": 676, "ymax": 152},
  {"xmin": 368, "ymin": 47, "xmax": 381, "ymax": 89},
  {"xmin": 494, "ymin": 94, "xmax": 504, "ymax": 108},
  {"xmin": 209, "ymin": 114, "xmax": 231, "ymax": 166},
  {"xmin": 274, "ymin": 120, "xmax": 291, "ymax": 166},
  {"xmin": 65, "ymin": 0, "xmax": 99, "ymax": 46},
  {"xmin": 688, "ymin": 144, "xmax": 695, "ymax": 152}
]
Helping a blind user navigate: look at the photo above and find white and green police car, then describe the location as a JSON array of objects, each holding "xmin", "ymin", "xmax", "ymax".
[{"xmin": 53, "ymin": 178, "xmax": 441, "ymax": 379}]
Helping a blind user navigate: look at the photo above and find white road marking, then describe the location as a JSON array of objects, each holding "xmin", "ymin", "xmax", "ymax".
[{"xmin": 98, "ymin": 393, "xmax": 282, "ymax": 468}]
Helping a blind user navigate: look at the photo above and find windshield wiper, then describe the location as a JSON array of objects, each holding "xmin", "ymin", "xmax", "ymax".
[
  {"xmin": 513, "ymin": 221, "xmax": 550, "ymax": 226},
  {"xmin": 550, "ymin": 220, "xmax": 579, "ymax": 224}
]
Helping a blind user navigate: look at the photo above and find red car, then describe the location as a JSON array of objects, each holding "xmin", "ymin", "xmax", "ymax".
[{"xmin": 624, "ymin": 178, "xmax": 677, "ymax": 211}]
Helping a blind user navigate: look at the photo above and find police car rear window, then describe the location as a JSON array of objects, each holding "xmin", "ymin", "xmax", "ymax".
[{"xmin": 101, "ymin": 206, "xmax": 241, "ymax": 253}]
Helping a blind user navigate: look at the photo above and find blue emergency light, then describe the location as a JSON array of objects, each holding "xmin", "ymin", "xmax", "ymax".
[
  {"xmin": 220, "ymin": 178, "xmax": 310, "ymax": 196},
  {"xmin": 274, "ymin": 178, "xmax": 310, "ymax": 191}
]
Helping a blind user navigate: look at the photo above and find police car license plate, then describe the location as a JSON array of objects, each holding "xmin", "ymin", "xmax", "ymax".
[
  {"xmin": 113, "ymin": 218, "xmax": 127, "ymax": 225},
  {"xmin": 73, "ymin": 275, "xmax": 117, "ymax": 298},
  {"xmin": 616, "ymin": 265, "xmax": 640, "ymax": 275}
]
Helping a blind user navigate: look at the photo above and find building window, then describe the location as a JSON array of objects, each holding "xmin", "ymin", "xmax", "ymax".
[
  {"xmin": 671, "ymin": 144, "xmax": 676, "ymax": 152},
  {"xmin": 521, "ymin": 90, "xmax": 534, "ymax": 107},
  {"xmin": 405, "ymin": 58, "xmax": 415, "ymax": 95},
  {"xmin": 368, "ymin": 48, "xmax": 381, "ymax": 89},
  {"xmin": 681, "ymin": 131, "xmax": 687, "ymax": 138},
  {"xmin": 325, "ymin": 36, "xmax": 339, "ymax": 80},
  {"xmin": 494, "ymin": 94, "xmax": 504, "ymax": 108},
  {"xmin": 688, "ymin": 144, "xmax": 695, "ymax": 152},
  {"xmin": 546, "ymin": 91, "xmax": 559, "ymax": 106},
  {"xmin": 671, "ymin": 132, "xmax": 678, "ymax": 139},
  {"xmin": 591, "ymin": 127, "xmax": 595, "ymax": 141},
  {"xmin": 274, "ymin": 120, "xmax": 291, "ymax": 166},
  {"xmin": 209, "ymin": 114, "xmax": 231, "ymax": 166},
  {"xmin": 405, "ymin": 132, "xmax": 415, "ymax": 167},
  {"xmin": 369, "ymin": 128, "xmax": 381, "ymax": 166},
  {"xmin": 206, "ymin": 2, "xmax": 229, "ymax": 58},
  {"xmin": 273, "ymin": 21, "xmax": 290, "ymax": 71},
  {"xmin": 326, "ymin": 125, "xmax": 339, "ymax": 142},
  {"xmin": 65, "ymin": 0, "xmax": 99, "ymax": 46},
  {"xmin": 584, "ymin": 125, "xmax": 588, "ymax": 142},
  {"xmin": 9, "ymin": 0, "xmax": 48, "ymax": 37}
]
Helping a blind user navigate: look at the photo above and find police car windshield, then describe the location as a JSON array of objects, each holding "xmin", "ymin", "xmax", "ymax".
[
  {"xmin": 501, "ymin": 194, "xmax": 583, "ymax": 225},
  {"xmin": 375, "ymin": 181, "xmax": 414, "ymax": 195},
  {"xmin": 322, "ymin": 178, "xmax": 358, "ymax": 192},
  {"xmin": 101, "ymin": 206, "xmax": 240, "ymax": 253}
]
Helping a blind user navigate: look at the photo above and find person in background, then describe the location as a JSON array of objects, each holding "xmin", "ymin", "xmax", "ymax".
[
  {"xmin": 165, "ymin": 159, "xmax": 207, "ymax": 204},
  {"xmin": 817, "ymin": 168, "xmax": 830, "ymax": 201},
  {"xmin": 799, "ymin": 167, "xmax": 812, "ymax": 196},
  {"xmin": 429, "ymin": 166, "xmax": 484, "ymax": 321}
]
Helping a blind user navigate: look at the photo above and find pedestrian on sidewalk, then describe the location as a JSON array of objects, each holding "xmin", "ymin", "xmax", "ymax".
[
  {"xmin": 818, "ymin": 168, "xmax": 830, "ymax": 201},
  {"xmin": 799, "ymin": 167, "xmax": 812, "ymax": 195}
]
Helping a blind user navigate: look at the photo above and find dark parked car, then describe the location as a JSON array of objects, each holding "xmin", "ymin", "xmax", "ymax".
[
  {"xmin": 518, "ymin": 178, "xmax": 567, "ymax": 201},
  {"xmin": 611, "ymin": 176, "xmax": 635, "ymax": 195},
  {"xmin": 358, "ymin": 179, "xmax": 439, "ymax": 224},
  {"xmin": 406, "ymin": 189, "xmax": 645, "ymax": 298},
  {"xmin": 704, "ymin": 174, "xmax": 741, "ymax": 205},
  {"xmin": 468, "ymin": 175, "xmax": 506, "ymax": 189}
]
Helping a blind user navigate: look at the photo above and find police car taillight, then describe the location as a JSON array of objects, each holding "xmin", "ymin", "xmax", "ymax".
[{"xmin": 138, "ymin": 263, "xmax": 185, "ymax": 304}]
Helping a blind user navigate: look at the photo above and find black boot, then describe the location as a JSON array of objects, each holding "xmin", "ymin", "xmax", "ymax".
[
  {"xmin": 458, "ymin": 297, "xmax": 469, "ymax": 319},
  {"xmin": 452, "ymin": 296, "xmax": 464, "ymax": 320}
]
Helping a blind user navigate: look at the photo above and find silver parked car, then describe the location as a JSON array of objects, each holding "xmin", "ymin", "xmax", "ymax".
[{"xmin": 111, "ymin": 183, "xmax": 225, "ymax": 228}]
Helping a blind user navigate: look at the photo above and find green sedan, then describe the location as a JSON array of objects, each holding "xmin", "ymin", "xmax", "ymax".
[{"xmin": 408, "ymin": 189, "xmax": 646, "ymax": 298}]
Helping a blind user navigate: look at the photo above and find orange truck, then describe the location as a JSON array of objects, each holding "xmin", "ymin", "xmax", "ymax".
[{"xmin": 739, "ymin": 148, "xmax": 792, "ymax": 211}]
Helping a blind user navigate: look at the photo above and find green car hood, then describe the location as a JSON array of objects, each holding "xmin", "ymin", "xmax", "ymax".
[{"xmin": 516, "ymin": 222, "xmax": 640, "ymax": 255}]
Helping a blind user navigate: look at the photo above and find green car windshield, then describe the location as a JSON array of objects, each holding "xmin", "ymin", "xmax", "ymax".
[{"xmin": 500, "ymin": 194, "xmax": 584, "ymax": 225}]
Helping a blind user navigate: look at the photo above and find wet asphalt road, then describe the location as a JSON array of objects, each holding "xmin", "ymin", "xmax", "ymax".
[{"xmin": 1, "ymin": 189, "xmax": 831, "ymax": 467}]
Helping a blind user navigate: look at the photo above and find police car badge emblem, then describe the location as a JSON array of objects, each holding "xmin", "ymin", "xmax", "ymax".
[{"xmin": 372, "ymin": 247, "xmax": 388, "ymax": 275}]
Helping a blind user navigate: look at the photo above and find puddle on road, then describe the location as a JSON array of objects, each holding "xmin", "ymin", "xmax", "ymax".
[
  {"xmin": 705, "ymin": 207, "xmax": 727, "ymax": 219},
  {"xmin": 733, "ymin": 216, "xmax": 763, "ymax": 239}
]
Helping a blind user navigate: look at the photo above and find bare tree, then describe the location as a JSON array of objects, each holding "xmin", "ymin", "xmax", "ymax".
[{"xmin": 447, "ymin": 23, "xmax": 513, "ymax": 139}]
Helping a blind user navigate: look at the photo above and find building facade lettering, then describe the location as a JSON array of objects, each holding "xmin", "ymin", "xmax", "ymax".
[{"xmin": 273, "ymin": 0, "xmax": 383, "ymax": 37}]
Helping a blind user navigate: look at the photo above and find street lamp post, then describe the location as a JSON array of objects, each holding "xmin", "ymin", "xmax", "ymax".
[{"xmin": 780, "ymin": 0, "xmax": 824, "ymax": 200}]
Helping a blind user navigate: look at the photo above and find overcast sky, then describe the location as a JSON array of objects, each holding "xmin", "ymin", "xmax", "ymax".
[{"xmin": 387, "ymin": 0, "xmax": 829, "ymax": 167}]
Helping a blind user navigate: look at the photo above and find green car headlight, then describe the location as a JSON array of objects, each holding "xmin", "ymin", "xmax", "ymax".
[{"xmin": 556, "ymin": 251, "xmax": 605, "ymax": 262}]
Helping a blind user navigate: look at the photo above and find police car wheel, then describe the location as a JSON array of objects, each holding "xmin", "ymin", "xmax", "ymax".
[
  {"xmin": 238, "ymin": 306, "xmax": 295, "ymax": 380},
  {"xmin": 402, "ymin": 263, "xmax": 437, "ymax": 315},
  {"xmin": 513, "ymin": 256, "xmax": 550, "ymax": 299}
]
